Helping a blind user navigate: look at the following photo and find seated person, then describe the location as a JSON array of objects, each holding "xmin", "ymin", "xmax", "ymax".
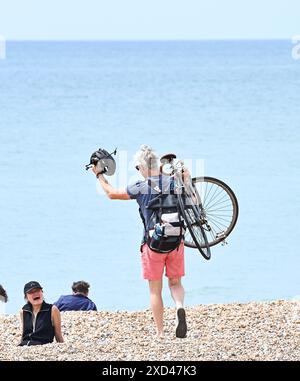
[
  {"xmin": 54, "ymin": 281, "xmax": 97, "ymax": 312},
  {"xmin": 19, "ymin": 281, "xmax": 64, "ymax": 346}
]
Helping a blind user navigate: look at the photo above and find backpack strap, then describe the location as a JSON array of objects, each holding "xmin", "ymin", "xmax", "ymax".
[
  {"xmin": 138, "ymin": 207, "xmax": 147, "ymax": 232},
  {"xmin": 147, "ymin": 178, "xmax": 162, "ymax": 194},
  {"xmin": 170, "ymin": 177, "xmax": 175, "ymax": 195},
  {"xmin": 147, "ymin": 176, "xmax": 164, "ymax": 221},
  {"xmin": 139, "ymin": 178, "xmax": 162, "ymax": 242}
]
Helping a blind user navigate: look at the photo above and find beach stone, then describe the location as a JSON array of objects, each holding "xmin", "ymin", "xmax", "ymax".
[{"xmin": 0, "ymin": 301, "xmax": 299, "ymax": 361}]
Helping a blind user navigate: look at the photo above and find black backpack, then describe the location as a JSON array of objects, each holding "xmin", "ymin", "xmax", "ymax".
[{"xmin": 139, "ymin": 177, "xmax": 185, "ymax": 253}]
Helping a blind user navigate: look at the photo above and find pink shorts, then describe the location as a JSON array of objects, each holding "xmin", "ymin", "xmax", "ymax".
[{"xmin": 141, "ymin": 241, "xmax": 185, "ymax": 280}]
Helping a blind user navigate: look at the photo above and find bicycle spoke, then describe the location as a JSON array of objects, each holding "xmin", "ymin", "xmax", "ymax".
[
  {"xmin": 206, "ymin": 214, "xmax": 232, "ymax": 221},
  {"xmin": 205, "ymin": 195, "xmax": 230, "ymax": 210},
  {"xmin": 206, "ymin": 207, "xmax": 233, "ymax": 213},
  {"xmin": 203, "ymin": 185, "xmax": 224, "ymax": 209},
  {"xmin": 203, "ymin": 182, "xmax": 214, "ymax": 206},
  {"xmin": 205, "ymin": 213, "xmax": 232, "ymax": 223},
  {"xmin": 184, "ymin": 177, "xmax": 238, "ymax": 250},
  {"xmin": 206, "ymin": 221, "xmax": 226, "ymax": 238},
  {"xmin": 204, "ymin": 192, "xmax": 230, "ymax": 212},
  {"xmin": 206, "ymin": 215, "xmax": 232, "ymax": 220},
  {"xmin": 206, "ymin": 223, "xmax": 217, "ymax": 243},
  {"xmin": 203, "ymin": 180, "xmax": 209, "ymax": 203},
  {"xmin": 206, "ymin": 215, "xmax": 229, "ymax": 230}
]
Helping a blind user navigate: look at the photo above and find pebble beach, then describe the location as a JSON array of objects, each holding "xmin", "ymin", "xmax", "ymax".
[{"xmin": 0, "ymin": 300, "xmax": 299, "ymax": 361}]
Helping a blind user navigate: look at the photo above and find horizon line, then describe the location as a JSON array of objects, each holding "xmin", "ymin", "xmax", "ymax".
[{"xmin": 4, "ymin": 37, "xmax": 292, "ymax": 42}]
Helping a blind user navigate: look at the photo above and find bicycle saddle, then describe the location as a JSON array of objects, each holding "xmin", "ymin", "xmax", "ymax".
[{"xmin": 160, "ymin": 153, "xmax": 177, "ymax": 163}]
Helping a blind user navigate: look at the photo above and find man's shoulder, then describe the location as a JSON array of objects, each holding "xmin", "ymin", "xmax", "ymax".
[
  {"xmin": 127, "ymin": 175, "xmax": 171, "ymax": 199},
  {"xmin": 128, "ymin": 179, "xmax": 147, "ymax": 189},
  {"xmin": 126, "ymin": 179, "xmax": 147, "ymax": 198},
  {"xmin": 58, "ymin": 294, "xmax": 72, "ymax": 299}
]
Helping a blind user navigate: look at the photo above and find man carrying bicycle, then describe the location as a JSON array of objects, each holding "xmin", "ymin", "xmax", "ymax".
[{"xmin": 91, "ymin": 144, "xmax": 188, "ymax": 339}]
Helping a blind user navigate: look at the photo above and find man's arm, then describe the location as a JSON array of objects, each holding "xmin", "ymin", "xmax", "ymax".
[
  {"xmin": 92, "ymin": 167, "xmax": 130, "ymax": 200},
  {"xmin": 19, "ymin": 310, "xmax": 23, "ymax": 340}
]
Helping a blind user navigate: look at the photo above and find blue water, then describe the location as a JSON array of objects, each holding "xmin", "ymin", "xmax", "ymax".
[{"xmin": 0, "ymin": 41, "xmax": 299, "ymax": 314}]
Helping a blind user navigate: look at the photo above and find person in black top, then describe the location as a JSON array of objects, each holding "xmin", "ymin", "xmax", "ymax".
[
  {"xmin": 19, "ymin": 281, "xmax": 64, "ymax": 346},
  {"xmin": 0, "ymin": 284, "xmax": 8, "ymax": 303}
]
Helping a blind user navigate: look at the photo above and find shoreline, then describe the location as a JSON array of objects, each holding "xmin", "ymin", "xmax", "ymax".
[{"xmin": 0, "ymin": 300, "xmax": 299, "ymax": 361}]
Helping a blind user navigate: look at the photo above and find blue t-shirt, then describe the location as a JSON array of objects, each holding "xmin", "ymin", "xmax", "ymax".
[
  {"xmin": 54, "ymin": 294, "xmax": 97, "ymax": 312},
  {"xmin": 126, "ymin": 175, "xmax": 173, "ymax": 233}
]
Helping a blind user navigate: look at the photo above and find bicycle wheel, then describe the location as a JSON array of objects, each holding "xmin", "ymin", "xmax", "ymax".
[
  {"xmin": 178, "ymin": 193, "xmax": 211, "ymax": 260},
  {"xmin": 184, "ymin": 177, "xmax": 239, "ymax": 248}
]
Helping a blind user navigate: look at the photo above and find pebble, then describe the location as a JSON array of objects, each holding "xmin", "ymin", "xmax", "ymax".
[{"xmin": 0, "ymin": 300, "xmax": 299, "ymax": 361}]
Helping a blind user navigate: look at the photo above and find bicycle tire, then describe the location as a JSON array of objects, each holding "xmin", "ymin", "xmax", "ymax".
[
  {"xmin": 178, "ymin": 193, "xmax": 211, "ymax": 260},
  {"xmin": 184, "ymin": 177, "xmax": 239, "ymax": 248}
]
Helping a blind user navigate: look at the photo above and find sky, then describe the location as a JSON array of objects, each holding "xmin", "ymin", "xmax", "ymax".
[{"xmin": 0, "ymin": 0, "xmax": 299, "ymax": 40}]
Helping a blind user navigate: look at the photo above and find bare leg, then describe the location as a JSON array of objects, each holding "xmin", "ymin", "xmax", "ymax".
[
  {"xmin": 148, "ymin": 280, "xmax": 164, "ymax": 337},
  {"xmin": 169, "ymin": 277, "xmax": 187, "ymax": 338},
  {"xmin": 168, "ymin": 277, "xmax": 184, "ymax": 309}
]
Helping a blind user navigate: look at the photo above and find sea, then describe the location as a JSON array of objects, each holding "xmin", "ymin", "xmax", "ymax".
[{"xmin": 0, "ymin": 40, "xmax": 299, "ymax": 314}]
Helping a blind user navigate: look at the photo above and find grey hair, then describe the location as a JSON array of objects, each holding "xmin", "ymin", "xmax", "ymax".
[{"xmin": 133, "ymin": 145, "xmax": 159, "ymax": 170}]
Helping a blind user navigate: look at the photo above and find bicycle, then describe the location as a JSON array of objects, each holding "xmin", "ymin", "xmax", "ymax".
[
  {"xmin": 160, "ymin": 153, "xmax": 239, "ymax": 260},
  {"xmin": 86, "ymin": 148, "xmax": 239, "ymax": 261}
]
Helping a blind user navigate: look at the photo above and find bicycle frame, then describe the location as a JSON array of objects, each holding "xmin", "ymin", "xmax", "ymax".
[
  {"xmin": 159, "ymin": 155, "xmax": 238, "ymax": 255},
  {"xmin": 164, "ymin": 160, "xmax": 206, "ymax": 223}
]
